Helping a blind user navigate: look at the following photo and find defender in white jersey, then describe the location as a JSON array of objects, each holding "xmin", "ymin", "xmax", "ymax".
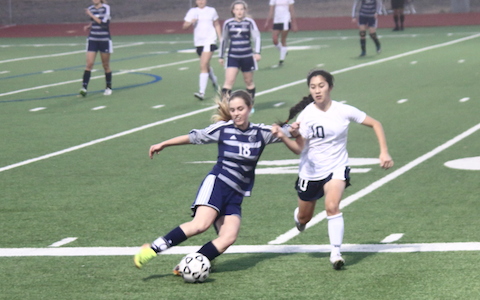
[
  {"xmin": 79, "ymin": 0, "xmax": 112, "ymax": 97},
  {"xmin": 264, "ymin": 0, "xmax": 297, "ymax": 66},
  {"xmin": 134, "ymin": 90, "xmax": 292, "ymax": 272},
  {"xmin": 272, "ymin": 69, "xmax": 394, "ymax": 270},
  {"xmin": 183, "ymin": 0, "xmax": 222, "ymax": 100}
]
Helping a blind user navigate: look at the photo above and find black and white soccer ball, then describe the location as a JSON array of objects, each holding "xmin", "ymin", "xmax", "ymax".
[{"xmin": 178, "ymin": 253, "xmax": 211, "ymax": 283}]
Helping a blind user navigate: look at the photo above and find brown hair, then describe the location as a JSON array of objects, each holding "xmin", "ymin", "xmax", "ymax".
[
  {"xmin": 230, "ymin": 0, "xmax": 248, "ymax": 17},
  {"xmin": 211, "ymin": 90, "xmax": 253, "ymax": 122}
]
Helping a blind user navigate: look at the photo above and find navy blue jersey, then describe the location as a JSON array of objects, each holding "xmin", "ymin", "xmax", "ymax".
[
  {"xmin": 188, "ymin": 120, "xmax": 288, "ymax": 196},
  {"xmin": 87, "ymin": 4, "xmax": 111, "ymax": 41},
  {"xmin": 219, "ymin": 17, "xmax": 261, "ymax": 59},
  {"xmin": 352, "ymin": 0, "xmax": 382, "ymax": 18}
]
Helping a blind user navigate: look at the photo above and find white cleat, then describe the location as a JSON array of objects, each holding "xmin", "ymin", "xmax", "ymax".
[
  {"xmin": 103, "ymin": 88, "xmax": 112, "ymax": 96},
  {"xmin": 330, "ymin": 253, "xmax": 345, "ymax": 270}
]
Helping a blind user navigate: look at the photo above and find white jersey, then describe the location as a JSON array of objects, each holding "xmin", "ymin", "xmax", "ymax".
[
  {"xmin": 297, "ymin": 101, "xmax": 367, "ymax": 180},
  {"xmin": 184, "ymin": 6, "xmax": 219, "ymax": 48},
  {"xmin": 269, "ymin": 0, "xmax": 294, "ymax": 24}
]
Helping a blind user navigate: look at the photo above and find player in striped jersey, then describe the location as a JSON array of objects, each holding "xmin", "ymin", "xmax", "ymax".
[
  {"xmin": 134, "ymin": 90, "xmax": 292, "ymax": 271},
  {"xmin": 219, "ymin": 1, "xmax": 261, "ymax": 104},
  {"xmin": 79, "ymin": 0, "xmax": 112, "ymax": 97},
  {"xmin": 352, "ymin": 0, "xmax": 382, "ymax": 57}
]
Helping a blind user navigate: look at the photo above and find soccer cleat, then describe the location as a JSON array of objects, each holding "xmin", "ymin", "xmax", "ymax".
[
  {"xmin": 330, "ymin": 253, "xmax": 345, "ymax": 270},
  {"xmin": 294, "ymin": 207, "xmax": 306, "ymax": 232},
  {"xmin": 173, "ymin": 264, "xmax": 182, "ymax": 276},
  {"xmin": 278, "ymin": 60, "xmax": 284, "ymax": 66},
  {"xmin": 393, "ymin": 27, "xmax": 400, "ymax": 31},
  {"xmin": 194, "ymin": 92, "xmax": 204, "ymax": 101},
  {"xmin": 79, "ymin": 88, "xmax": 87, "ymax": 97},
  {"xmin": 376, "ymin": 46, "xmax": 382, "ymax": 54},
  {"xmin": 103, "ymin": 88, "xmax": 112, "ymax": 96},
  {"xmin": 359, "ymin": 51, "xmax": 366, "ymax": 57},
  {"xmin": 134, "ymin": 243, "xmax": 157, "ymax": 269}
]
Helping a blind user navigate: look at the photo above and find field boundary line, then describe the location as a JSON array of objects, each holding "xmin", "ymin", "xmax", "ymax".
[
  {"xmin": 269, "ymin": 123, "xmax": 480, "ymax": 244},
  {"xmin": 1, "ymin": 242, "xmax": 480, "ymax": 257},
  {"xmin": 1, "ymin": 33, "xmax": 479, "ymax": 173}
]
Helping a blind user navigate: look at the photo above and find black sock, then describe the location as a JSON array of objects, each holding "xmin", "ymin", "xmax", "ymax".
[
  {"xmin": 82, "ymin": 70, "xmax": 91, "ymax": 89},
  {"xmin": 163, "ymin": 226, "xmax": 187, "ymax": 247},
  {"xmin": 105, "ymin": 72, "xmax": 112, "ymax": 89},
  {"xmin": 246, "ymin": 87, "xmax": 256, "ymax": 102},
  {"xmin": 369, "ymin": 33, "xmax": 380, "ymax": 48},
  {"xmin": 197, "ymin": 241, "xmax": 221, "ymax": 261},
  {"xmin": 360, "ymin": 39, "xmax": 366, "ymax": 52}
]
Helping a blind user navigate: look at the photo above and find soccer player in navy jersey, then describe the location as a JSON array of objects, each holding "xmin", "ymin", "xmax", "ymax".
[
  {"xmin": 264, "ymin": 0, "xmax": 298, "ymax": 66},
  {"xmin": 219, "ymin": 1, "xmax": 261, "ymax": 104},
  {"xmin": 352, "ymin": 0, "xmax": 382, "ymax": 57},
  {"xmin": 272, "ymin": 69, "xmax": 394, "ymax": 270},
  {"xmin": 134, "ymin": 90, "xmax": 292, "ymax": 272},
  {"xmin": 391, "ymin": 0, "xmax": 405, "ymax": 31},
  {"xmin": 80, "ymin": 0, "xmax": 112, "ymax": 97}
]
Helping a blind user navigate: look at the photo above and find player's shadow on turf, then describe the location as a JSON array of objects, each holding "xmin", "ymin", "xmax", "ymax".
[
  {"xmin": 142, "ymin": 273, "xmax": 171, "ymax": 281},
  {"xmin": 213, "ymin": 253, "xmax": 284, "ymax": 273}
]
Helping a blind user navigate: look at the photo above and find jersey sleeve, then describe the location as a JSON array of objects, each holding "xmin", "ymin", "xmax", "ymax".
[
  {"xmin": 184, "ymin": 8, "xmax": 195, "ymax": 22},
  {"xmin": 188, "ymin": 121, "xmax": 226, "ymax": 144},
  {"xmin": 219, "ymin": 19, "xmax": 231, "ymax": 58},
  {"xmin": 345, "ymin": 103, "xmax": 367, "ymax": 124},
  {"xmin": 248, "ymin": 18, "xmax": 261, "ymax": 54},
  {"xmin": 259, "ymin": 124, "xmax": 292, "ymax": 144}
]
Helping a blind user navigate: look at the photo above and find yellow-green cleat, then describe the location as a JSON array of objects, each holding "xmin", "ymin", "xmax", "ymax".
[{"xmin": 134, "ymin": 244, "xmax": 157, "ymax": 269}]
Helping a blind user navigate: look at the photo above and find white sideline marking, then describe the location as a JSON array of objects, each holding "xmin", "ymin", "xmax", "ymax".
[
  {"xmin": 48, "ymin": 237, "xmax": 78, "ymax": 247},
  {"xmin": 91, "ymin": 106, "xmax": 106, "ymax": 111},
  {"xmin": 268, "ymin": 123, "xmax": 480, "ymax": 245},
  {"xmin": 397, "ymin": 99, "xmax": 408, "ymax": 104},
  {"xmin": 29, "ymin": 107, "xmax": 46, "ymax": 112},
  {"xmin": 1, "ymin": 34, "xmax": 479, "ymax": 173},
  {"xmin": 1, "ymin": 243, "xmax": 479, "ymax": 257},
  {"xmin": 459, "ymin": 97, "xmax": 470, "ymax": 103},
  {"xmin": 381, "ymin": 234, "xmax": 404, "ymax": 243}
]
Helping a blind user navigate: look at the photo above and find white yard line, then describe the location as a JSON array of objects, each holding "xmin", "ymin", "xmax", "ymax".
[
  {"xmin": 1, "ymin": 243, "xmax": 480, "ymax": 257},
  {"xmin": 2, "ymin": 33, "xmax": 479, "ymax": 172}
]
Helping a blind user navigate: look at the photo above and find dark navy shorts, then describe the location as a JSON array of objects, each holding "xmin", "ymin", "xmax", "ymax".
[
  {"xmin": 196, "ymin": 44, "xmax": 218, "ymax": 56},
  {"xmin": 295, "ymin": 167, "xmax": 351, "ymax": 201},
  {"xmin": 273, "ymin": 22, "xmax": 291, "ymax": 31},
  {"xmin": 191, "ymin": 174, "xmax": 243, "ymax": 218},
  {"xmin": 226, "ymin": 55, "xmax": 257, "ymax": 72},
  {"xmin": 87, "ymin": 39, "xmax": 113, "ymax": 53},
  {"xmin": 391, "ymin": 0, "xmax": 405, "ymax": 9},
  {"xmin": 358, "ymin": 16, "xmax": 377, "ymax": 28}
]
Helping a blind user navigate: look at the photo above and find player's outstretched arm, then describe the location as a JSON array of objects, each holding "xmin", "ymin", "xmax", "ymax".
[{"xmin": 149, "ymin": 135, "xmax": 191, "ymax": 159}]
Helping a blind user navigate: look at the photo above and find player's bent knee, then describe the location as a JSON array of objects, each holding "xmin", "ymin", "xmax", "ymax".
[{"xmin": 359, "ymin": 30, "xmax": 367, "ymax": 38}]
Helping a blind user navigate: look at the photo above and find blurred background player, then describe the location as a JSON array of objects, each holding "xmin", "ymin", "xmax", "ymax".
[
  {"xmin": 264, "ymin": 0, "xmax": 297, "ymax": 66},
  {"xmin": 219, "ymin": 1, "xmax": 261, "ymax": 104},
  {"xmin": 80, "ymin": 0, "xmax": 112, "ymax": 97},
  {"xmin": 183, "ymin": 0, "xmax": 222, "ymax": 101},
  {"xmin": 391, "ymin": 0, "xmax": 405, "ymax": 31},
  {"xmin": 352, "ymin": 0, "xmax": 382, "ymax": 57},
  {"xmin": 271, "ymin": 69, "xmax": 394, "ymax": 269}
]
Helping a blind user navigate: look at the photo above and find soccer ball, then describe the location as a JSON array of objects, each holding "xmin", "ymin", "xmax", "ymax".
[{"xmin": 177, "ymin": 252, "xmax": 211, "ymax": 283}]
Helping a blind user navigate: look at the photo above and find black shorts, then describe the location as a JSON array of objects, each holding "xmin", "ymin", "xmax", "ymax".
[
  {"xmin": 86, "ymin": 39, "xmax": 112, "ymax": 53},
  {"xmin": 391, "ymin": 0, "xmax": 405, "ymax": 9},
  {"xmin": 196, "ymin": 44, "xmax": 218, "ymax": 56},
  {"xmin": 273, "ymin": 22, "xmax": 291, "ymax": 31},
  {"xmin": 295, "ymin": 167, "xmax": 351, "ymax": 201}
]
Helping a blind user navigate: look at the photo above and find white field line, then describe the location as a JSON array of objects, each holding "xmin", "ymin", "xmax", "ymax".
[
  {"xmin": 0, "ymin": 42, "xmax": 145, "ymax": 64},
  {"xmin": 269, "ymin": 122, "xmax": 480, "ymax": 244},
  {"xmin": 0, "ymin": 38, "xmax": 312, "ymax": 98},
  {"xmin": 1, "ymin": 243, "xmax": 480, "ymax": 257},
  {"xmin": 1, "ymin": 33, "xmax": 479, "ymax": 173}
]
